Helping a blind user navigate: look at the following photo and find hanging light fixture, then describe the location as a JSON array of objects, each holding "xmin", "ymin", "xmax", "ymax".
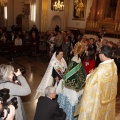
[
  {"xmin": 53, "ymin": 0, "xmax": 64, "ymax": 12},
  {"xmin": 0, "ymin": 0, "xmax": 7, "ymax": 6}
]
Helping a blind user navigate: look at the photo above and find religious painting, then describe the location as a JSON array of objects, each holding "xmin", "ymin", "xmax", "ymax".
[{"xmin": 73, "ymin": 0, "xmax": 87, "ymax": 20}]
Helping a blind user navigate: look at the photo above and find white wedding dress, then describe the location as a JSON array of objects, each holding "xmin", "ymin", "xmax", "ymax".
[{"xmin": 34, "ymin": 52, "xmax": 67, "ymax": 99}]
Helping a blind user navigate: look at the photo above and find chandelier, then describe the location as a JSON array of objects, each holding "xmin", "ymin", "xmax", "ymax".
[
  {"xmin": 53, "ymin": 0, "xmax": 64, "ymax": 12},
  {"xmin": 0, "ymin": 0, "xmax": 7, "ymax": 6}
]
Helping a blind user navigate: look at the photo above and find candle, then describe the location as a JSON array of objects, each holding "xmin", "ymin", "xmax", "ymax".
[{"xmin": 115, "ymin": 23, "xmax": 117, "ymax": 31}]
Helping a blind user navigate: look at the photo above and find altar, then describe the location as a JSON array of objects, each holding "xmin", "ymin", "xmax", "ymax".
[{"xmin": 84, "ymin": 34, "xmax": 120, "ymax": 44}]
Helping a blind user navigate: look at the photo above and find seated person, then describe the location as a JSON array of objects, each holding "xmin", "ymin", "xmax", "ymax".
[
  {"xmin": 34, "ymin": 86, "xmax": 66, "ymax": 120},
  {"xmin": 0, "ymin": 32, "xmax": 7, "ymax": 43},
  {"xmin": 22, "ymin": 32, "xmax": 30, "ymax": 44},
  {"xmin": 14, "ymin": 34, "xmax": 22, "ymax": 46}
]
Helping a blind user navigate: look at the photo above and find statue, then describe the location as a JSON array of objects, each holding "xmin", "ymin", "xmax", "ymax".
[{"xmin": 75, "ymin": 0, "xmax": 84, "ymax": 18}]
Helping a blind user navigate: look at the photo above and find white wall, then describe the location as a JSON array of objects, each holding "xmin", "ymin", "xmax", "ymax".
[
  {"xmin": 14, "ymin": 0, "xmax": 24, "ymax": 24},
  {"xmin": 67, "ymin": 0, "xmax": 93, "ymax": 29},
  {"xmin": 7, "ymin": 0, "xmax": 14, "ymax": 31},
  {"xmin": 35, "ymin": 0, "xmax": 40, "ymax": 31},
  {"xmin": 7, "ymin": 0, "xmax": 24, "ymax": 30},
  {"xmin": 47, "ymin": 0, "xmax": 65, "ymax": 30},
  {"xmin": 6, "ymin": 0, "xmax": 93, "ymax": 31},
  {"xmin": 29, "ymin": 0, "xmax": 39, "ymax": 30}
]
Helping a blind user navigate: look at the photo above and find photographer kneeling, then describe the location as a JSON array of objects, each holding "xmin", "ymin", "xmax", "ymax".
[{"xmin": 0, "ymin": 64, "xmax": 31, "ymax": 120}]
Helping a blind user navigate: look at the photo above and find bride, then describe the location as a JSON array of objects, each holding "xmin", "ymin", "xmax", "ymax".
[{"xmin": 34, "ymin": 49, "xmax": 67, "ymax": 99}]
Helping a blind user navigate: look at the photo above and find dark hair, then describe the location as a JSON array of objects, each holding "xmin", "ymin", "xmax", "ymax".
[
  {"xmin": 87, "ymin": 48, "xmax": 95, "ymax": 60},
  {"xmin": 56, "ymin": 49, "xmax": 63, "ymax": 56},
  {"xmin": 100, "ymin": 45, "xmax": 113, "ymax": 58},
  {"xmin": 57, "ymin": 31, "xmax": 61, "ymax": 34}
]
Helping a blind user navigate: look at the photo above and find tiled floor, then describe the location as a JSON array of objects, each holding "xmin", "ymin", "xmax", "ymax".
[{"xmin": 0, "ymin": 55, "xmax": 120, "ymax": 120}]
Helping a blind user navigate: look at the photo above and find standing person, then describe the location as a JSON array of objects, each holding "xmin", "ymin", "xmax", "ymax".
[
  {"xmin": 89, "ymin": 38, "xmax": 97, "ymax": 52},
  {"xmin": 55, "ymin": 25, "xmax": 60, "ymax": 32},
  {"xmin": 54, "ymin": 31, "xmax": 63, "ymax": 51},
  {"xmin": 62, "ymin": 32, "xmax": 70, "ymax": 63},
  {"xmin": 95, "ymin": 39, "xmax": 102, "ymax": 67},
  {"xmin": 74, "ymin": 45, "xmax": 118, "ymax": 120},
  {"xmin": 34, "ymin": 86, "xmax": 66, "ymax": 120},
  {"xmin": 69, "ymin": 33, "xmax": 77, "ymax": 62},
  {"xmin": 114, "ymin": 41, "xmax": 120, "ymax": 74},
  {"xmin": 0, "ymin": 64, "xmax": 31, "ymax": 120},
  {"xmin": 82, "ymin": 48, "xmax": 96, "ymax": 75},
  {"xmin": 48, "ymin": 32, "xmax": 56, "ymax": 58},
  {"xmin": 30, "ymin": 31, "xmax": 39, "ymax": 56},
  {"xmin": 30, "ymin": 25, "xmax": 39, "ymax": 36},
  {"xmin": 34, "ymin": 49, "xmax": 67, "ymax": 99},
  {"xmin": 10, "ymin": 31, "xmax": 16, "ymax": 42},
  {"xmin": 56, "ymin": 42, "xmax": 86, "ymax": 120}
]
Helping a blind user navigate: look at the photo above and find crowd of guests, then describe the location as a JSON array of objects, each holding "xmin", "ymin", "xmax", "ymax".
[
  {"xmin": 34, "ymin": 28, "xmax": 119, "ymax": 120},
  {"xmin": 44, "ymin": 29, "xmax": 120, "ymax": 73},
  {"xmin": 34, "ymin": 44, "xmax": 118, "ymax": 120},
  {"xmin": 0, "ymin": 24, "xmax": 120, "ymax": 120},
  {"xmin": 0, "ymin": 25, "xmax": 120, "ymax": 68}
]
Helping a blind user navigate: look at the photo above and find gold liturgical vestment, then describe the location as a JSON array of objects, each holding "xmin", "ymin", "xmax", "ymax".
[{"xmin": 74, "ymin": 59, "xmax": 118, "ymax": 120}]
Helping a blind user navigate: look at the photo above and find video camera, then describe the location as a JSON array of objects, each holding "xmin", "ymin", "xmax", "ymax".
[{"xmin": 0, "ymin": 88, "xmax": 18, "ymax": 118}]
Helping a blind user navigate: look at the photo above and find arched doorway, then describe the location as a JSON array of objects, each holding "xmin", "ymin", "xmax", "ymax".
[
  {"xmin": 16, "ymin": 14, "xmax": 24, "ymax": 26},
  {"xmin": 16, "ymin": 14, "xmax": 24, "ymax": 31},
  {"xmin": 51, "ymin": 15, "xmax": 62, "ymax": 30}
]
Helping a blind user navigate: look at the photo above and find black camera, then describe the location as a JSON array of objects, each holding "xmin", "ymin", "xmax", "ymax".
[
  {"xmin": 0, "ymin": 88, "xmax": 18, "ymax": 118},
  {"xmin": 20, "ymin": 68, "xmax": 26, "ymax": 74},
  {"xmin": 13, "ymin": 68, "xmax": 26, "ymax": 82}
]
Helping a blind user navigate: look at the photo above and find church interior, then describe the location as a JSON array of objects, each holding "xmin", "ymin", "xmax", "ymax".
[{"xmin": 0, "ymin": 0, "xmax": 120, "ymax": 120}]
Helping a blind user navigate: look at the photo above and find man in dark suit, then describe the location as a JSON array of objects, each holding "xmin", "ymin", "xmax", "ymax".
[{"xmin": 34, "ymin": 86, "xmax": 66, "ymax": 120}]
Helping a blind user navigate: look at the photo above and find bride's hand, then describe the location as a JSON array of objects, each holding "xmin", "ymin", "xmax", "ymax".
[{"xmin": 55, "ymin": 77, "xmax": 60, "ymax": 83}]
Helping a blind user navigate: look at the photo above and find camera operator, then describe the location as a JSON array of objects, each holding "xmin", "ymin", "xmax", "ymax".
[
  {"xmin": 0, "ymin": 104, "xmax": 15, "ymax": 120},
  {"xmin": 0, "ymin": 64, "xmax": 31, "ymax": 120}
]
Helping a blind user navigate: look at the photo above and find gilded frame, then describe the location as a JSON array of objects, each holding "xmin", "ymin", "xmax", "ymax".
[{"xmin": 73, "ymin": 0, "xmax": 87, "ymax": 20}]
